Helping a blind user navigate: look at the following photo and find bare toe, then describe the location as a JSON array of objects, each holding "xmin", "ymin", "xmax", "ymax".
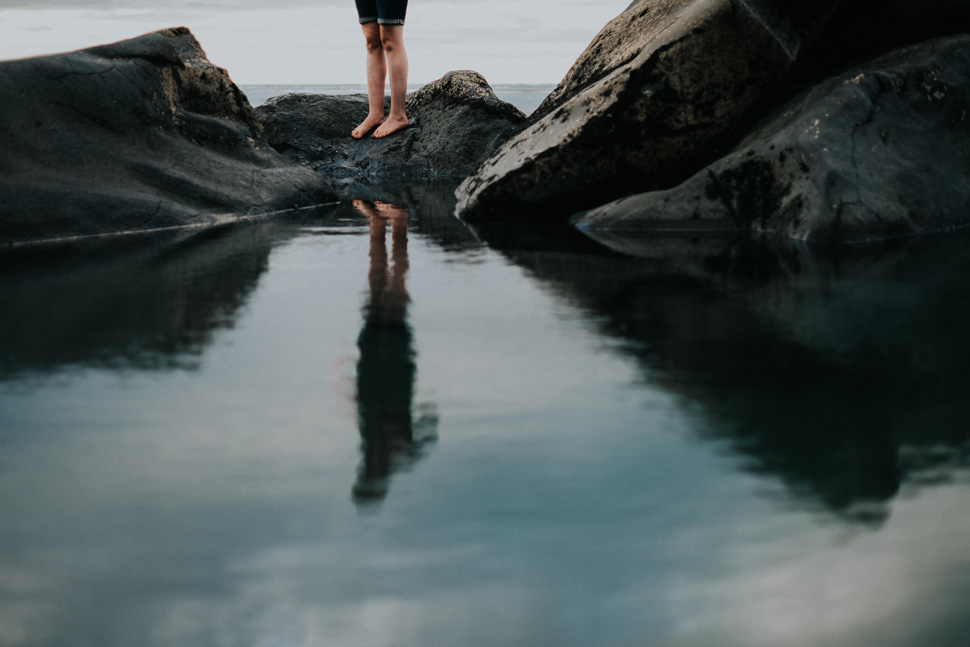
[
  {"xmin": 351, "ymin": 115, "xmax": 384, "ymax": 139},
  {"xmin": 372, "ymin": 116, "xmax": 409, "ymax": 139}
]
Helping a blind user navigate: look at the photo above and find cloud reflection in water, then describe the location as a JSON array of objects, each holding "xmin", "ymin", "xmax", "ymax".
[{"xmin": 1, "ymin": 185, "xmax": 969, "ymax": 646}]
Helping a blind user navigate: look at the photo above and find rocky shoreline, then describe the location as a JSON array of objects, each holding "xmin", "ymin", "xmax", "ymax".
[
  {"xmin": 573, "ymin": 36, "xmax": 970, "ymax": 244},
  {"xmin": 455, "ymin": 0, "xmax": 970, "ymax": 244},
  {"xmin": 2, "ymin": 0, "xmax": 970, "ymax": 247},
  {"xmin": 0, "ymin": 28, "xmax": 336, "ymax": 248},
  {"xmin": 255, "ymin": 70, "xmax": 526, "ymax": 192}
]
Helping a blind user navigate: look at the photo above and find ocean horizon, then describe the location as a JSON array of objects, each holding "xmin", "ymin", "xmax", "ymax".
[{"xmin": 239, "ymin": 83, "xmax": 556, "ymax": 115}]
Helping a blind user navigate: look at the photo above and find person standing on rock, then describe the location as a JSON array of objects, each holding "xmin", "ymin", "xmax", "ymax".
[{"xmin": 351, "ymin": 0, "xmax": 410, "ymax": 139}]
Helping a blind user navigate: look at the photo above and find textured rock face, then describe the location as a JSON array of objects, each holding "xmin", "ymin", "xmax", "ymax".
[
  {"xmin": 0, "ymin": 28, "xmax": 335, "ymax": 247},
  {"xmin": 532, "ymin": 0, "xmax": 837, "ymax": 121},
  {"xmin": 455, "ymin": 0, "xmax": 841, "ymax": 219},
  {"xmin": 574, "ymin": 36, "xmax": 970, "ymax": 244},
  {"xmin": 255, "ymin": 70, "xmax": 526, "ymax": 189}
]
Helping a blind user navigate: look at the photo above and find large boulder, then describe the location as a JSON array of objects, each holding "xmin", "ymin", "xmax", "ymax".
[
  {"xmin": 573, "ymin": 36, "xmax": 970, "ymax": 244},
  {"xmin": 532, "ymin": 0, "xmax": 838, "ymax": 122},
  {"xmin": 0, "ymin": 27, "xmax": 335, "ymax": 247},
  {"xmin": 455, "ymin": 0, "xmax": 841, "ymax": 219},
  {"xmin": 255, "ymin": 70, "xmax": 526, "ymax": 191}
]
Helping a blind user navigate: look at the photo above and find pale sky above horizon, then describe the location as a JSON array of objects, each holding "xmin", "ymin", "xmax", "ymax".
[{"xmin": 0, "ymin": 1, "xmax": 628, "ymax": 85}]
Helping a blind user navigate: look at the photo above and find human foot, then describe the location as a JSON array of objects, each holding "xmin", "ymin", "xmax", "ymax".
[
  {"xmin": 351, "ymin": 114, "xmax": 385, "ymax": 139},
  {"xmin": 353, "ymin": 199, "xmax": 378, "ymax": 218},
  {"xmin": 373, "ymin": 200, "xmax": 410, "ymax": 220},
  {"xmin": 372, "ymin": 114, "xmax": 409, "ymax": 138}
]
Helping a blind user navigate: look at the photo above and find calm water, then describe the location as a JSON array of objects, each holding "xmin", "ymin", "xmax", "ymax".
[{"xmin": 1, "ymin": 183, "xmax": 969, "ymax": 647}]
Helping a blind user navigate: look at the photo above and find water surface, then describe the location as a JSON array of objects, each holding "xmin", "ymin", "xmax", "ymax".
[{"xmin": 1, "ymin": 185, "xmax": 969, "ymax": 646}]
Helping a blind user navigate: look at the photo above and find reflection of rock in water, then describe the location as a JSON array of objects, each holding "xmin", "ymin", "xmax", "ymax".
[
  {"xmin": 475, "ymin": 222, "xmax": 970, "ymax": 525},
  {"xmin": 332, "ymin": 179, "xmax": 483, "ymax": 256},
  {"xmin": 353, "ymin": 201, "xmax": 437, "ymax": 506},
  {"xmin": 0, "ymin": 221, "xmax": 300, "ymax": 381}
]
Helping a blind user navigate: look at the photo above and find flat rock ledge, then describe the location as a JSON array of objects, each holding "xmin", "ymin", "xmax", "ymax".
[
  {"xmin": 0, "ymin": 27, "xmax": 336, "ymax": 247},
  {"xmin": 574, "ymin": 36, "xmax": 970, "ymax": 244},
  {"xmin": 255, "ymin": 70, "xmax": 526, "ymax": 190}
]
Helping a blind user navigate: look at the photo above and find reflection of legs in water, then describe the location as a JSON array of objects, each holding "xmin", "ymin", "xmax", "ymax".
[
  {"xmin": 351, "ymin": 200, "xmax": 433, "ymax": 505},
  {"xmin": 357, "ymin": 200, "xmax": 410, "ymax": 314}
]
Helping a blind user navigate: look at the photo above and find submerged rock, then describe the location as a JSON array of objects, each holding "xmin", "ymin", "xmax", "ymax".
[
  {"xmin": 255, "ymin": 70, "xmax": 526, "ymax": 191},
  {"xmin": 455, "ymin": 0, "xmax": 841, "ymax": 219},
  {"xmin": 574, "ymin": 36, "xmax": 970, "ymax": 244},
  {"xmin": 0, "ymin": 27, "xmax": 335, "ymax": 247}
]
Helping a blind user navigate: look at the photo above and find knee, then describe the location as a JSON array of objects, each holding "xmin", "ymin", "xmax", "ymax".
[
  {"xmin": 364, "ymin": 35, "xmax": 383, "ymax": 53},
  {"xmin": 381, "ymin": 34, "xmax": 403, "ymax": 54}
]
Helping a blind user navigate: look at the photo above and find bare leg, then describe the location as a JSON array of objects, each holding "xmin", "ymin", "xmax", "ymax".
[
  {"xmin": 372, "ymin": 25, "xmax": 409, "ymax": 138},
  {"xmin": 351, "ymin": 22, "xmax": 386, "ymax": 139}
]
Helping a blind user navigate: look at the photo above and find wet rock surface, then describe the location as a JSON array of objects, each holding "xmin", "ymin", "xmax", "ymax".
[
  {"xmin": 531, "ymin": 0, "xmax": 841, "ymax": 122},
  {"xmin": 574, "ymin": 36, "xmax": 970, "ymax": 244},
  {"xmin": 255, "ymin": 70, "xmax": 526, "ymax": 194},
  {"xmin": 455, "ymin": 0, "xmax": 841, "ymax": 219},
  {"xmin": 454, "ymin": 0, "xmax": 970, "ymax": 245},
  {"xmin": 0, "ymin": 27, "xmax": 336, "ymax": 247},
  {"xmin": 4, "ymin": 1, "xmax": 969, "ymax": 248}
]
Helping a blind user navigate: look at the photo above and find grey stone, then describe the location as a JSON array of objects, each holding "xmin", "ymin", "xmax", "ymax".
[
  {"xmin": 574, "ymin": 36, "xmax": 970, "ymax": 244},
  {"xmin": 0, "ymin": 27, "xmax": 336, "ymax": 247},
  {"xmin": 533, "ymin": 0, "xmax": 837, "ymax": 121},
  {"xmin": 255, "ymin": 70, "xmax": 526, "ymax": 192},
  {"xmin": 455, "ymin": 0, "xmax": 840, "ymax": 220}
]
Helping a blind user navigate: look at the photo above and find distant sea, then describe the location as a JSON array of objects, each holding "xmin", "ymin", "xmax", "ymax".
[{"xmin": 239, "ymin": 84, "xmax": 556, "ymax": 115}]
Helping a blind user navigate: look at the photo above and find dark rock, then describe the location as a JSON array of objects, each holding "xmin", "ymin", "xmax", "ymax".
[
  {"xmin": 795, "ymin": 0, "xmax": 970, "ymax": 83},
  {"xmin": 455, "ymin": 0, "xmax": 841, "ymax": 220},
  {"xmin": 574, "ymin": 36, "xmax": 970, "ymax": 244},
  {"xmin": 0, "ymin": 27, "xmax": 336, "ymax": 247},
  {"xmin": 532, "ymin": 0, "xmax": 838, "ymax": 122},
  {"xmin": 255, "ymin": 70, "xmax": 526, "ymax": 192}
]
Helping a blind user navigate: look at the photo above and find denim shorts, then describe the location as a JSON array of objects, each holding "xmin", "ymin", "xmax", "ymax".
[{"xmin": 356, "ymin": 0, "xmax": 408, "ymax": 25}]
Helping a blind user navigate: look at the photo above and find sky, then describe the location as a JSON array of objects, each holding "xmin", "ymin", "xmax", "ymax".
[{"xmin": 0, "ymin": 0, "xmax": 628, "ymax": 85}]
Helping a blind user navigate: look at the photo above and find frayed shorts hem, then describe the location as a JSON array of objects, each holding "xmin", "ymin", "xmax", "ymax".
[{"xmin": 359, "ymin": 17, "xmax": 406, "ymax": 25}]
